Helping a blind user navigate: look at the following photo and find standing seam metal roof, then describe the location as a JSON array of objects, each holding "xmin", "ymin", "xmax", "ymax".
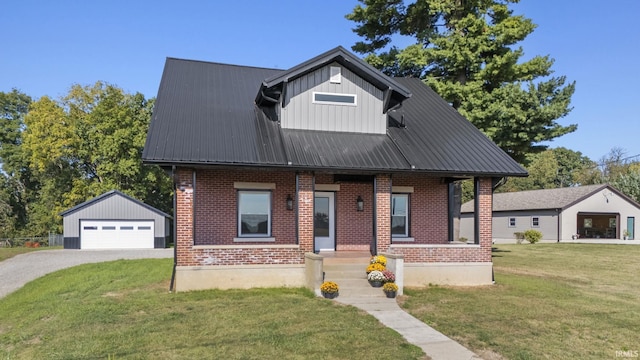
[{"xmin": 143, "ymin": 50, "xmax": 527, "ymax": 177}]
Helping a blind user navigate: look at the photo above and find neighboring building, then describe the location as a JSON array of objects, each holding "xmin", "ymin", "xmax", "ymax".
[
  {"xmin": 142, "ymin": 46, "xmax": 526, "ymax": 292},
  {"xmin": 460, "ymin": 184, "xmax": 640, "ymax": 242},
  {"xmin": 61, "ymin": 190, "xmax": 171, "ymax": 249}
]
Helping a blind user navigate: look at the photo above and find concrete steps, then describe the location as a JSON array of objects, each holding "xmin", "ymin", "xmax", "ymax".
[{"xmin": 322, "ymin": 260, "xmax": 388, "ymax": 298}]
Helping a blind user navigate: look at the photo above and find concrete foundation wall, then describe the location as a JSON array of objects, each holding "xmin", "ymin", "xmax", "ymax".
[
  {"xmin": 175, "ymin": 264, "xmax": 306, "ymax": 291},
  {"xmin": 404, "ymin": 262, "xmax": 493, "ymax": 287}
]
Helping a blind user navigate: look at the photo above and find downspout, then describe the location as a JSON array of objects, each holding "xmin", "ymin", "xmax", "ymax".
[
  {"xmin": 557, "ymin": 208, "xmax": 561, "ymax": 242},
  {"xmin": 169, "ymin": 165, "xmax": 177, "ymax": 292},
  {"xmin": 371, "ymin": 176, "xmax": 378, "ymax": 256}
]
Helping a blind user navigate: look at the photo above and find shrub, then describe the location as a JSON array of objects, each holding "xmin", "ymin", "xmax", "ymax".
[
  {"xmin": 514, "ymin": 232, "xmax": 525, "ymax": 244},
  {"xmin": 320, "ymin": 281, "xmax": 339, "ymax": 294},
  {"xmin": 383, "ymin": 282, "xmax": 398, "ymax": 292},
  {"xmin": 366, "ymin": 262, "xmax": 385, "ymax": 273},
  {"xmin": 524, "ymin": 229, "xmax": 542, "ymax": 244}
]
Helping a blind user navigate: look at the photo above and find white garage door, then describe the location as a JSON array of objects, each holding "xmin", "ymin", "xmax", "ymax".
[{"xmin": 80, "ymin": 220, "xmax": 155, "ymax": 249}]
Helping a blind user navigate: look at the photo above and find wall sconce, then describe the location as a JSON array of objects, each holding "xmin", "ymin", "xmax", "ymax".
[
  {"xmin": 356, "ymin": 195, "xmax": 364, "ymax": 212},
  {"xmin": 286, "ymin": 194, "xmax": 293, "ymax": 210},
  {"xmin": 178, "ymin": 181, "xmax": 189, "ymax": 192}
]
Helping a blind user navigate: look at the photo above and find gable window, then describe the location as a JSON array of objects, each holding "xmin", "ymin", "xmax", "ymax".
[
  {"xmin": 391, "ymin": 194, "xmax": 409, "ymax": 237},
  {"xmin": 313, "ymin": 92, "xmax": 357, "ymax": 106},
  {"xmin": 238, "ymin": 191, "xmax": 271, "ymax": 237},
  {"xmin": 508, "ymin": 218, "xmax": 516, "ymax": 227},
  {"xmin": 531, "ymin": 217, "xmax": 540, "ymax": 227}
]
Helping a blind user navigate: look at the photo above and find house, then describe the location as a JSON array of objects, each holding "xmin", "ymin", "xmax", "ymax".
[
  {"xmin": 61, "ymin": 190, "xmax": 171, "ymax": 249},
  {"xmin": 460, "ymin": 184, "xmax": 640, "ymax": 242},
  {"xmin": 142, "ymin": 46, "xmax": 527, "ymax": 292}
]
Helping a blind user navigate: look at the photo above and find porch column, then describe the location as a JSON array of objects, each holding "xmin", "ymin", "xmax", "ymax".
[
  {"xmin": 477, "ymin": 177, "xmax": 493, "ymax": 261},
  {"xmin": 376, "ymin": 174, "xmax": 392, "ymax": 253},
  {"xmin": 297, "ymin": 172, "xmax": 314, "ymax": 252},
  {"xmin": 176, "ymin": 168, "xmax": 194, "ymax": 266}
]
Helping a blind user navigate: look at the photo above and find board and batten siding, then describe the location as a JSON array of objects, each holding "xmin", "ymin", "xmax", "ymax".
[
  {"xmin": 280, "ymin": 63, "xmax": 386, "ymax": 134},
  {"xmin": 63, "ymin": 195, "xmax": 168, "ymax": 239}
]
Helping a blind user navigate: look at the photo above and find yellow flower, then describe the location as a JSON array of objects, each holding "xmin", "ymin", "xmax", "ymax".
[
  {"xmin": 320, "ymin": 281, "xmax": 339, "ymax": 293},
  {"xmin": 366, "ymin": 263, "xmax": 385, "ymax": 273},
  {"xmin": 370, "ymin": 255, "xmax": 387, "ymax": 266}
]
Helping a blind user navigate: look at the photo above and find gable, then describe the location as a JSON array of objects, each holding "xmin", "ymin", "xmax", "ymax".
[{"xmin": 281, "ymin": 63, "xmax": 386, "ymax": 134}]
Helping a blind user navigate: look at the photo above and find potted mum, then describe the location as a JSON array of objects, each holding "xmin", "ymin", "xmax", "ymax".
[
  {"xmin": 370, "ymin": 255, "xmax": 387, "ymax": 266},
  {"xmin": 366, "ymin": 262, "xmax": 385, "ymax": 274},
  {"xmin": 367, "ymin": 270, "xmax": 385, "ymax": 287},
  {"xmin": 320, "ymin": 281, "xmax": 339, "ymax": 299},
  {"xmin": 383, "ymin": 282, "xmax": 398, "ymax": 298},
  {"xmin": 382, "ymin": 270, "xmax": 395, "ymax": 283}
]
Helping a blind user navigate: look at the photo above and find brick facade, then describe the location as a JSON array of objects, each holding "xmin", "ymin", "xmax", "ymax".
[
  {"xmin": 176, "ymin": 167, "xmax": 494, "ymax": 267},
  {"xmin": 389, "ymin": 177, "xmax": 493, "ymax": 263}
]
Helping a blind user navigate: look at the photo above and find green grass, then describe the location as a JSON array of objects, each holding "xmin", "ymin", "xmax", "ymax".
[
  {"xmin": 401, "ymin": 244, "xmax": 640, "ymax": 359},
  {"xmin": 0, "ymin": 246, "xmax": 61, "ymax": 262},
  {"xmin": 0, "ymin": 259, "xmax": 424, "ymax": 359}
]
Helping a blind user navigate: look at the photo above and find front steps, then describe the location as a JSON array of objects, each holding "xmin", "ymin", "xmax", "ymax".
[{"xmin": 322, "ymin": 254, "xmax": 388, "ymax": 298}]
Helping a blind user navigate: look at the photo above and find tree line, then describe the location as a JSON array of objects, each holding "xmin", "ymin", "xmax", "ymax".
[{"xmin": 0, "ymin": 84, "xmax": 172, "ymax": 237}]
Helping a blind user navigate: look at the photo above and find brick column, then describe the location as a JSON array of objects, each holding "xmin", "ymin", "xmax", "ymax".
[
  {"xmin": 477, "ymin": 177, "xmax": 493, "ymax": 262},
  {"xmin": 176, "ymin": 168, "xmax": 194, "ymax": 266},
  {"xmin": 376, "ymin": 174, "xmax": 391, "ymax": 253},
  {"xmin": 297, "ymin": 172, "xmax": 314, "ymax": 252}
]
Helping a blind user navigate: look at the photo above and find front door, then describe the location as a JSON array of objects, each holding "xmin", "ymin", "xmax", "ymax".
[{"xmin": 314, "ymin": 192, "xmax": 335, "ymax": 252}]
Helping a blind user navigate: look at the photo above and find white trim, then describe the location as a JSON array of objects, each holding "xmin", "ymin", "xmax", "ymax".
[
  {"xmin": 315, "ymin": 184, "xmax": 340, "ymax": 191},
  {"xmin": 233, "ymin": 237, "xmax": 276, "ymax": 243},
  {"xmin": 392, "ymin": 237, "xmax": 415, "ymax": 242},
  {"xmin": 392, "ymin": 186, "xmax": 414, "ymax": 193},
  {"xmin": 237, "ymin": 190, "xmax": 271, "ymax": 237},
  {"xmin": 312, "ymin": 91, "xmax": 357, "ymax": 106},
  {"xmin": 390, "ymin": 244, "xmax": 481, "ymax": 249},
  {"xmin": 330, "ymin": 66, "xmax": 341, "ymax": 84},
  {"xmin": 234, "ymin": 182, "xmax": 276, "ymax": 190},
  {"xmin": 193, "ymin": 244, "xmax": 299, "ymax": 250},
  {"xmin": 531, "ymin": 216, "xmax": 540, "ymax": 227}
]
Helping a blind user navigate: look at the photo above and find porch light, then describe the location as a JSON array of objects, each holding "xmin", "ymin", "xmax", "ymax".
[
  {"xmin": 286, "ymin": 194, "xmax": 293, "ymax": 210},
  {"xmin": 357, "ymin": 195, "xmax": 364, "ymax": 212}
]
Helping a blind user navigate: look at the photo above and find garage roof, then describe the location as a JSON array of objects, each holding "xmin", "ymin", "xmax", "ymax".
[{"xmin": 60, "ymin": 190, "xmax": 171, "ymax": 218}]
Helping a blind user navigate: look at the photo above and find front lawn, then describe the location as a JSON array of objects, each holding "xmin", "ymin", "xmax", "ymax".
[
  {"xmin": 0, "ymin": 258, "xmax": 424, "ymax": 359},
  {"xmin": 401, "ymin": 244, "xmax": 640, "ymax": 359}
]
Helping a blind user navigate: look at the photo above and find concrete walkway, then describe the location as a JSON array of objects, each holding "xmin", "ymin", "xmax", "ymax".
[{"xmin": 336, "ymin": 295, "xmax": 481, "ymax": 360}]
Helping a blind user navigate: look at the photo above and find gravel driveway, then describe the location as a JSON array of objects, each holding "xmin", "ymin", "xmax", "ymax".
[{"xmin": 0, "ymin": 249, "xmax": 173, "ymax": 299}]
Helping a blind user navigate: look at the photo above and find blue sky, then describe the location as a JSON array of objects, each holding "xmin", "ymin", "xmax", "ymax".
[{"xmin": 2, "ymin": 0, "xmax": 638, "ymax": 162}]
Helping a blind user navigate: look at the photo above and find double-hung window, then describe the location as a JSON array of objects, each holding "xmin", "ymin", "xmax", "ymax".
[
  {"xmin": 391, "ymin": 194, "xmax": 409, "ymax": 237},
  {"xmin": 238, "ymin": 191, "xmax": 271, "ymax": 237}
]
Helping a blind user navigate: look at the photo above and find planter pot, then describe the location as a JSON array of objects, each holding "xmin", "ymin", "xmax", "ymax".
[
  {"xmin": 369, "ymin": 280, "xmax": 383, "ymax": 288},
  {"xmin": 384, "ymin": 291, "xmax": 397, "ymax": 298},
  {"xmin": 322, "ymin": 292, "xmax": 339, "ymax": 299}
]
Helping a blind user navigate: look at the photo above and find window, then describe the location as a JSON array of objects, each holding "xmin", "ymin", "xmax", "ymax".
[
  {"xmin": 120, "ymin": 226, "xmax": 134, "ymax": 230},
  {"xmin": 391, "ymin": 194, "xmax": 409, "ymax": 237},
  {"xmin": 238, "ymin": 191, "xmax": 271, "ymax": 237},
  {"xmin": 83, "ymin": 226, "xmax": 98, "ymax": 230},
  {"xmin": 313, "ymin": 92, "xmax": 357, "ymax": 106},
  {"xmin": 330, "ymin": 66, "xmax": 341, "ymax": 84},
  {"xmin": 531, "ymin": 217, "xmax": 539, "ymax": 227},
  {"xmin": 508, "ymin": 218, "xmax": 516, "ymax": 227},
  {"xmin": 102, "ymin": 226, "xmax": 116, "ymax": 230},
  {"xmin": 138, "ymin": 226, "xmax": 151, "ymax": 230}
]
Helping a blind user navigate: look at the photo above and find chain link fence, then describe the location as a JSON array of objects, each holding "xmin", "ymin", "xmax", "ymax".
[{"xmin": 0, "ymin": 233, "xmax": 63, "ymax": 247}]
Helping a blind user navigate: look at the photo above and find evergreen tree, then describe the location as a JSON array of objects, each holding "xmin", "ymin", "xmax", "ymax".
[{"xmin": 347, "ymin": 0, "xmax": 576, "ymax": 162}]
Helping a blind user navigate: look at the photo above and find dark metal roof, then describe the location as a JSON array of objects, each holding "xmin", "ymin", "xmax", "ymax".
[
  {"xmin": 59, "ymin": 190, "xmax": 171, "ymax": 218},
  {"xmin": 388, "ymin": 78, "xmax": 527, "ymax": 176},
  {"xmin": 143, "ymin": 50, "xmax": 527, "ymax": 177},
  {"xmin": 260, "ymin": 46, "xmax": 411, "ymax": 101}
]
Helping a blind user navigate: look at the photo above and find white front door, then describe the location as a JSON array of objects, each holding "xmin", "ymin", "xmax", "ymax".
[{"xmin": 314, "ymin": 192, "xmax": 335, "ymax": 252}]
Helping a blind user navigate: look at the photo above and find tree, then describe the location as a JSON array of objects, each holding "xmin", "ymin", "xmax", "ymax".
[
  {"xmin": 22, "ymin": 82, "xmax": 171, "ymax": 235},
  {"xmin": 347, "ymin": 0, "xmax": 576, "ymax": 163},
  {"xmin": 0, "ymin": 89, "xmax": 34, "ymax": 236}
]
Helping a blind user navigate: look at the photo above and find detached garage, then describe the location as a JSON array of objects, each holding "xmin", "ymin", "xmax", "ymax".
[{"xmin": 61, "ymin": 190, "xmax": 171, "ymax": 249}]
